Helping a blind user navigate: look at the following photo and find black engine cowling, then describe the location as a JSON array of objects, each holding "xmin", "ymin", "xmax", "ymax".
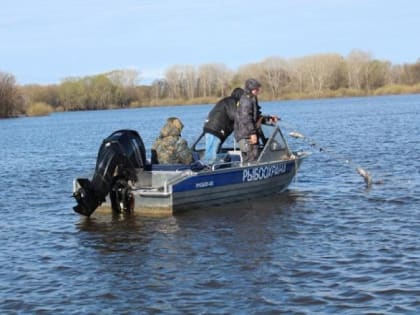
[{"xmin": 73, "ymin": 129, "xmax": 146, "ymax": 216}]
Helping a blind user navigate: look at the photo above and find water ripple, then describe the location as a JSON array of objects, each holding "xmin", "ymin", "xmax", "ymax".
[{"xmin": 1, "ymin": 96, "xmax": 419, "ymax": 314}]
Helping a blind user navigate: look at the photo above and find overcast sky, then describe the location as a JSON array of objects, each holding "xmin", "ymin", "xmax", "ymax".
[{"xmin": 1, "ymin": 0, "xmax": 419, "ymax": 85}]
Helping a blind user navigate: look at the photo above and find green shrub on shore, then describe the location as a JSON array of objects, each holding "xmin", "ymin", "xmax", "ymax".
[{"xmin": 26, "ymin": 102, "xmax": 54, "ymax": 116}]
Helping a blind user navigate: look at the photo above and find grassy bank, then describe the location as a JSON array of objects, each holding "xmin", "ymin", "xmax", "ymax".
[
  {"xmin": 135, "ymin": 86, "xmax": 420, "ymax": 107},
  {"xmin": 25, "ymin": 102, "xmax": 54, "ymax": 116}
]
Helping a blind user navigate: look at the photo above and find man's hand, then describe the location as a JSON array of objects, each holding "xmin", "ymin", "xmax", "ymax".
[
  {"xmin": 269, "ymin": 115, "xmax": 280, "ymax": 123},
  {"xmin": 249, "ymin": 134, "xmax": 258, "ymax": 144}
]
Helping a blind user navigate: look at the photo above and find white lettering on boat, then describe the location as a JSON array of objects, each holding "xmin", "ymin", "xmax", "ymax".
[
  {"xmin": 195, "ymin": 181, "xmax": 214, "ymax": 188},
  {"xmin": 242, "ymin": 163, "xmax": 287, "ymax": 182}
]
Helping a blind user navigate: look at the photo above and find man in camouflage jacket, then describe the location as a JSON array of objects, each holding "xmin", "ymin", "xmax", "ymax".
[{"xmin": 151, "ymin": 117, "xmax": 193, "ymax": 164}]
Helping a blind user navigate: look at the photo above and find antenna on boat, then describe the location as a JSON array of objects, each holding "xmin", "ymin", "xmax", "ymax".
[{"xmin": 286, "ymin": 127, "xmax": 373, "ymax": 187}]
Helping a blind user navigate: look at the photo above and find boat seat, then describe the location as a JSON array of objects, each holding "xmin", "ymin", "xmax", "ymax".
[
  {"xmin": 227, "ymin": 150, "xmax": 242, "ymax": 163},
  {"xmin": 211, "ymin": 151, "xmax": 242, "ymax": 169}
]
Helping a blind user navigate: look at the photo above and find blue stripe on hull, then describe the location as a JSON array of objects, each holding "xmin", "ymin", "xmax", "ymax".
[
  {"xmin": 173, "ymin": 160, "xmax": 297, "ymax": 193},
  {"xmin": 172, "ymin": 173, "xmax": 295, "ymax": 212}
]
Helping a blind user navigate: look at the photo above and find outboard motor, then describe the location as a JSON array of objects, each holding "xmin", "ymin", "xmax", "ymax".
[{"xmin": 73, "ymin": 129, "xmax": 146, "ymax": 217}]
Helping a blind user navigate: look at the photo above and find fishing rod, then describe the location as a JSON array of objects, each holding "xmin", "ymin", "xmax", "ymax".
[{"xmin": 281, "ymin": 122, "xmax": 373, "ymax": 187}]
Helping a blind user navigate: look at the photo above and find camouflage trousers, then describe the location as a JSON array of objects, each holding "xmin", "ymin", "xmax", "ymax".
[{"xmin": 238, "ymin": 139, "xmax": 259, "ymax": 163}]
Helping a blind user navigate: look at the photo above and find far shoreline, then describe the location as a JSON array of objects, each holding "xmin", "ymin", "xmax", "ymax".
[{"xmin": 2, "ymin": 86, "xmax": 420, "ymax": 119}]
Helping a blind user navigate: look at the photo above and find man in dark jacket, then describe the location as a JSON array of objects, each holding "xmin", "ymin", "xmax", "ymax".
[
  {"xmin": 202, "ymin": 87, "xmax": 244, "ymax": 163},
  {"xmin": 234, "ymin": 79, "xmax": 278, "ymax": 163}
]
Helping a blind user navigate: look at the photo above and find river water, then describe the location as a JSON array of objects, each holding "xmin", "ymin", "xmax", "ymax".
[{"xmin": 0, "ymin": 95, "xmax": 419, "ymax": 314}]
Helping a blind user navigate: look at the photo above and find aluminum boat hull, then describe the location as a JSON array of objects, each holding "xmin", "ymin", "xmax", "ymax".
[{"xmin": 97, "ymin": 154, "xmax": 307, "ymax": 216}]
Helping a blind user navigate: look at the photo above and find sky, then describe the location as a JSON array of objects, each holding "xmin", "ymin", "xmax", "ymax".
[{"xmin": 1, "ymin": 0, "xmax": 420, "ymax": 85}]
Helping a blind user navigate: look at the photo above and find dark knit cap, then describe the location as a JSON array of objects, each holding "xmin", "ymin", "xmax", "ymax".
[{"xmin": 245, "ymin": 78, "xmax": 261, "ymax": 91}]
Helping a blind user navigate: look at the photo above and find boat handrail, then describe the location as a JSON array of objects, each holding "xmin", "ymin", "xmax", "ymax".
[{"xmin": 211, "ymin": 160, "xmax": 241, "ymax": 171}]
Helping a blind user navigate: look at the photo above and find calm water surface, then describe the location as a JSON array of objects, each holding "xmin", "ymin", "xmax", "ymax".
[{"xmin": 0, "ymin": 95, "xmax": 419, "ymax": 314}]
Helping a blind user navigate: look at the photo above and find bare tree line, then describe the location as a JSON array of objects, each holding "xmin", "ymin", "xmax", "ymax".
[
  {"xmin": 1, "ymin": 50, "xmax": 420, "ymax": 118},
  {"xmin": 150, "ymin": 50, "xmax": 420, "ymax": 100},
  {"xmin": 0, "ymin": 72, "xmax": 25, "ymax": 117}
]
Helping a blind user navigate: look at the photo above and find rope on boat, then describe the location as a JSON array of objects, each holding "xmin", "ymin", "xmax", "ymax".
[{"xmin": 281, "ymin": 122, "xmax": 373, "ymax": 187}]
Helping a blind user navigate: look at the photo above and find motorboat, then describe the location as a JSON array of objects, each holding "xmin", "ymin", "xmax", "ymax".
[{"xmin": 72, "ymin": 123, "xmax": 310, "ymax": 216}]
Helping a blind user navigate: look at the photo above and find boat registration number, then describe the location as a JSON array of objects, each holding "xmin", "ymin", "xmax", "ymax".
[{"xmin": 195, "ymin": 180, "xmax": 215, "ymax": 188}]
